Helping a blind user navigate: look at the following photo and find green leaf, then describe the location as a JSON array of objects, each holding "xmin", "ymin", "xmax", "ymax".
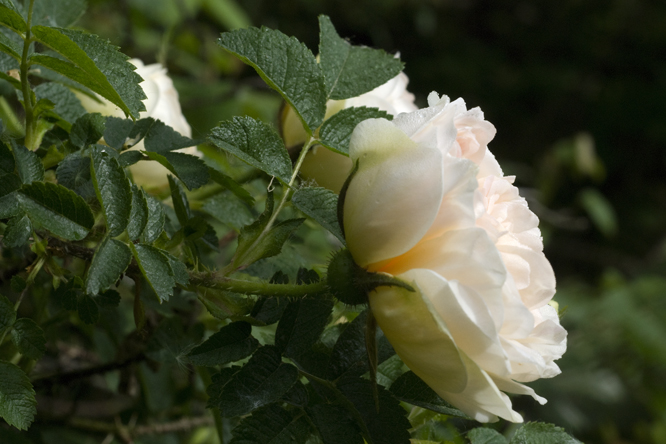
[
  {"xmin": 389, "ymin": 371, "xmax": 470, "ymax": 419},
  {"xmin": 0, "ymin": 361, "xmax": 36, "ymax": 430},
  {"xmin": 468, "ymin": 428, "xmax": 509, "ymax": 444},
  {"xmin": 130, "ymin": 244, "xmax": 176, "ymax": 302},
  {"xmin": 142, "ymin": 151, "xmax": 210, "ymax": 190},
  {"xmin": 70, "ymin": 113, "xmax": 105, "ymax": 148},
  {"xmin": 275, "ymin": 298, "xmax": 334, "ymax": 359},
  {"xmin": 0, "ymin": 143, "xmax": 14, "ymax": 174},
  {"xmin": 146, "ymin": 317, "xmax": 196, "ymax": 364},
  {"xmin": 165, "ymin": 253, "xmax": 189, "ymax": 286},
  {"xmin": 208, "ymin": 116, "xmax": 292, "ymax": 183},
  {"xmin": 94, "ymin": 289, "xmax": 121, "ymax": 307},
  {"xmin": 292, "ymin": 187, "xmax": 344, "ymax": 243},
  {"xmin": 0, "ymin": 173, "xmax": 21, "ymax": 218},
  {"xmin": 144, "ymin": 119, "xmax": 199, "ymax": 153},
  {"xmin": 168, "ymin": 175, "xmax": 191, "ymax": 225},
  {"xmin": 318, "ymin": 15, "xmax": 404, "ymax": 101},
  {"xmin": 308, "ymin": 404, "xmax": 363, "ymax": 444},
  {"xmin": 91, "ymin": 149, "xmax": 132, "ymax": 237},
  {"xmin": 85, "ymin": 237, "xmax": 131, "ymax": 295},
  {"xmin": 510, "ymin": 422, "xmax": 581, "ymax": 444},
  {"xmin": 230, "ymin": 405, "xmax": 311, "ymax": 444},
  {"xmin": 55, "ymin": 152, "xmax": 96, "ymax": 201},
  {"xmin": 13, "ymin": 145, "xmax": 44, "ymax": 184},
  {"xmin": 31, "ymin": 0, "xmax": 87, "ymax": 28},
  {"xmin": 209, "ymin": 167, "xmax": 254, "ymax": 206},
  {"xmin": 53, "ymin": 277, "xmax": 82, "ymax": 311},
  {"xmin": 10, "ymin": 318, "xmax": 45, "ymax": 360},
  {"xmin": 0, "ymin": 5, "xmax": 27, "ymax": 35},
  {"xmin": 127, "ymin": 185, "xmax": 148, "ymax": 240},
  {"xmin": 3, "ymin": 214, "xmax": 31, "ymax": 248},
  {"xmin": 203, "ymin": 193, "xmax": 254, "ymax": 232},
  {"xmin": 18, "ymin": 182, "xmax": 94, "ymax": 241},
  {"xmin": 187, "ymin": 321, "xmax": 259, "ymax": 366},
  {"xmin": 77, "ymin": 294, "xmax": 99, "ymax": 324},
  {"xmin": 141, "ymin": 195, "xmax": 165, "ymax": 243},
  {"xmin": 318, "ymin": 107, "xmax": 392, "ymax": 155},
  {"xmin": 0, "ymin": 293, "xmax": 16, "ymax": 334},
  {"xmin": 30, "ymin": 27, "xmax": 146, "ymax": 119},
  {"xmin": 118, "ymin": 150, "xmax": 144, "ymax": 167},
  {"xmin": 10, "ymin": 276, "xmax": 26, "ymax": 293},
  {"xmin": 0, "ymin": 32, "xmax": 19, "ymax": 65},
  {"xmin": 34, "ymin": 83, "xmax": 87, "ymax": 124},
  {"xmin": 212, "ymin": 346, "xmax": 299, "ymax": 417},
  {"xmin": 103, "ymin": 117, "xmax": 134, "ymax": 150},
  {"xmin": 218, "ymin": 27, "xmax": 326, "ymax": 133}
]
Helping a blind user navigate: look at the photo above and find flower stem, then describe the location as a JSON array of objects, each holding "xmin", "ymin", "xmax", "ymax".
[
  {"xmin": 188, "ymin": 271, "xmax": 327, "ymax": 298},
  {"xmin": 20, "ymin": 0, "xmax": 36, "ymax": 150}
]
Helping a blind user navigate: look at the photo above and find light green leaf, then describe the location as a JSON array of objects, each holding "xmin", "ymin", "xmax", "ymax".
[
  {"xmin": 31, "ymin": 0, "xmax": 87, "ymax": 28},
  {"xmin": 0, "ymin": 5, "xmax": 27, "ymax": 35},
  {"xmin": 187, "ymin": 321, "xmax": 259, "ymax": 366},
  {"xmin": 141, "ymin": 195, "xmax": 165, "ymax": 243},
  {"xmin": 13, "ymin": 145, "xmax": 44, "ymax": 184},
  {"xmin": 10, "ymin": 318, "xmax": 45, "ymax": 360},
  {"xmin": 77, "ymin": 294, "xmax": 99, "ymax": 324},
  {"xmin": 0, "ymin": 30, "xmax": 20, "ymax": 60},
  {"xmin": 0, "ymin": 293, "xmax": 16, "ymax": 334},
  {"xmin": 389, "ymin": 371, "xmax": 470, "ymax": 419},
  {"xmin": 318, "ymin": 15, "xmax": 404, "ymax": 100},
  {"xmin": 208, "ymin": 116, "xmax": 292, "ymax": 183},
  {"xmin": 0, "ymin": 361, "xmax": 36, "ymax": 430},
  {"xmin": 142, "ymin": 151, "xmax": 210, "ymax": 190},
  {"xmin": 85, "ymin": 237, "xmax": 132, "ymax": 295},
  {"xmin": 202, "ymin": 0, "xmax": 250, "ymax": 31},
  {"xmin": 127, "ymin": 184, "xmax": 148, "ymax": 240},
  {"xmin": 230, "ymin": 405, "xmax": 311, "ymax": 444},
  {"xmin": 30, "ymin": 27, "xmax": 146, "ymax": 119},
  {"xmin": 292, "ymin": 187, "xmax": 344, "ymax": 243},
  {"xmin": 130, "ymin": 244, "xmax": 176, "ymax": 302},
  {"xmin": 468, "ymin": 428, "xmax": 509, "ymax": 444},
  {"xmin": 510, "ymin": 422, "xmax": 581, "ymax": 444},
  {"xmin": 218, "ymin": 27, "xmax": 326, "ymax": 133},
  {"xmin": 18, "ymin": 182, "xmax": 94, "ymax": 241},
  {"xmin": 34, "ymin": 83, "xmax": 87, "ymax": 124},
  {"xmin": 3, "ymin": 214, "xmax": 31, "ymax": 248},
  {"xmin": 318, "ymin": 106, "xmax": 392, "ymax": 155},
  {"xmin": 91, "ymin": 149, "xmax": 132, "ymax": 237},
  {"xmin": 70, "ymin": 113, "xmax": 106, "ymax": 148},
  {"xmin": 579, "ymin": 188, "xmax": 618, "ymax": 238}
]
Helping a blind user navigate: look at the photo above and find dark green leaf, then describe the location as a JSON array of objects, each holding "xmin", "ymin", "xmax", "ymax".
[
  {"xmin": 0, "ymin": 361, "xmax": 36, "ymax": 430},
  {"xmin": 468, "ymin": 428, "xmax": 509, "ymax": 444},
  {"xmin": 275, "ymin": 298, "xmax": 334, "ymax": 359},
  {"xmin": 143, "ymin": 151, "xmax": 209, "ymax": 190},
  {"xmin": 70, "ymin": 113, "xmax": 105, "ymax": 148},
  {"xmin": 144, "ymin": 119, "xmax": 198, "ymax": 153},
  {"xmin": 31, "ymin": 27, "xmax": 146, "ymax": 118},
  {"xmin": 85, "ymin": 237, "xmax": 131, "ymax": 295},
  {"xmin": 91, "ymin": 149, "xmax": 132, "ymax": 236},
  {"xmin": 208, "ymin": 167, "xmax": 254, "ymax": 206},
  {"xmin": 218, "ymin": 27, "xmax": 326, "ymax": 132},
  {"xmin": 292, "ymin": 187, "xmax": 344, "ymax": 243},
  {"xmin": 0, "ymin": 143, "xmax": 14, "ymax": 174},
  {"xmin": 282, "ymin": 381, "xmax": 309, "ymax": 407},
  {"xmin": 0, "ymin": 293, "xmax": 15, "ymax": 334},
  {"xmin": 13, "ymin": 145, "xmax": 44, "ymax": 184},
  {"xmin": 94, "ymin": 289, "xmax": 121, "ymax": 307},
  {"xmin": 308, "ymin": 404, "xmax": 363, "ymax": 444},
  {"xmin": 0, "ymin": 5, "xmax": 27, "ymax": 35},
  {"xmin": 0, "ymin": 31, "xmax": 20, "ymax": 61},
  {"xmin": 206, "ymin": 366, "xmax": 241, "ymax": 407},
  {"xmin": 103, "ymin": 117, "xmax": 134, "ymax": 150},
  {"xmin": 510, "ymin": 422, "xmax": 581, "ymax": 444},
  {"xmin": 18, "ymin": 182, "xmax": 94, "ymax": 241},
  {"xmin": 3, "ymin": 214, "xmax": 31, "ymax": 247},
  {"xmin": 127, "ymin": 184, "xmax": 148, "ymax": 240},
  {"xmin": 118, "ymin": 150, "xmax": 144, "ymax": 167},
  {"xmin": 34, "ymin": 82, "xmax": 87, "ymax": 124},
  {"xmin": 318, "ymin": 107, "xmax": 392, "ymax": 155},
  {"xmin": 202, "ymin": 193, "xmax": 254, "ymax": 232},
  {"xmin": 165, "ymin": 254, "xmax": 189, "ymax": 286},
  {"xmin": 0, "ymin": 173, "xmax": 20, "ymax": 218},
  {"xmin": 251, "ymin": 299, "xmax": 288, "ymax": 326},
  {"xmin": 53, "ymin": 277, "xmax": 82, "ymax": 311},
  {"xmin": 187, "ymin": 321, "xmax": 259, "ymax": 366},
  {"xmin": 31, "ymin": 0, "xmax": 86, "ymax": 27},
  {"xmin": 208, "ymin": 116, "xmax": 291, "ymax": 183},
  {"xmin": 55, "ymin": 152, "xmax": 95, "ymax": 200},
  {"xmin": 389, "ymin": 371, "xmax": 470, "ymax": 419},
  {"xmin": 212, "ymin": 346, "xmax": 298, "ymax": 417},
  {"xmin": 168, "ymin": 175, "xmax": 191, "ymax": 225},
  {"xmin": 141, "ymin": 195, "xmax": 165, "ymax": 243},
  {"xmin": 146, "ymin": 317, "xmax": 195, "ymax": 364},
  {"xmin": 130, "ymin": 244, "xmax": 176, "ymax": 302},
  {"xmin": 10, "ymin": 318, "xmax": 45, "ymax": 360},
  {"xmin": 230, "ymin": 405, "xmax": 311, "ymax": 444},
  {"xmin": 10, "ymin": 276, "xmax": 26, "ymax": 293},
  {"xmin": 318, "ymin": 16, "xmax": 404, "ymax": 100},
  {"xmin": 77, "ymin": 294, "xmax": 99, "ymax": 324}
]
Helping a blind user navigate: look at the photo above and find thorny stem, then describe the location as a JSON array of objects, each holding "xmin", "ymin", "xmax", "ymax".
[
  {"xmin": 188, "ymin": 271, "xmax": 327, "ymax": 298},
  {"xmin": 20, "ymin": 0, "xmax": 36, "ymax": 150}
]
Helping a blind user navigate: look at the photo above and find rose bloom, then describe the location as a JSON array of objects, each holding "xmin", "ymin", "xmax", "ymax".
[
  {"xmin": 343, "ymin": 92, "xmax": 566, "ymax": 422},
  {"xmin": 281, "ymin": 72, "xmax": 417, "ymax": 192},
  {"xmin": 75, "ymin": 59, "xmax": 195, "ymax": 190}
]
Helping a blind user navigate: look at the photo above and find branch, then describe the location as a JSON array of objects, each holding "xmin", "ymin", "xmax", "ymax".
[
  {"xmin": 32, "ymin": 353, "xmax": 146, "ymax": 386},
  {"xmin": 188, "ymin": 271, "xmax": 329, "ymax": 297}
]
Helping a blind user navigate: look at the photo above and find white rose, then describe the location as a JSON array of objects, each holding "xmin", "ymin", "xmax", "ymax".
[
  {"xmin": 343, "ymin": 92, "xmax": 566, "ymax": 422},
  {"xmin": 282, "ymin": 72, "xmax": 417, "ymax": 192},
  {"xmin": 75, "ymin": 59, "xmax": 195, "ymax": 190}
]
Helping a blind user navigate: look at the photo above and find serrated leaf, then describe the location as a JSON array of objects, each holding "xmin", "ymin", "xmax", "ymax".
[
  {"xmin": 70, "ymin": 113, "xmax": 105, "ymax": 148},
  {"xmin": 118, "ymin": 150, "xmax": 144, "ymax": 167},
  {"xmin": 203, "ymin": 193, "xmax": 254, "ymax": 232},
  {"xmin": 0, "ymin": 173, "xmax": 20, "ymax": 218},
  {"xmin": 10, "ymin": 318, "xmax": 45, "ymax": 360},
  {"xmin": 165, "ymin": 253, "xmax": 189, "ymax": 286},
  {"xmin": 0, "ymin": 31, "xmax": 19, "ymax": 61},
  {"xmin": 0, "ymin": 293, "xmax": 16, "ymax": 334},
  {"xmin": 53, "ymin": 277, "xmax": 82, "ymax": 311},
  {"xmin": 18, "ymin": 182, "xmax": 94, "ymax": 241},
  {"xmin": 104, "ymin": 116, "xmax": 134, "ymax": 150},
  {"xmin": 168, "ymin": 175, "xmax": 191, "ymax": 225},
  {"xmin": 144, "ymin": 119, "xmax": 198, "ymax": 153},
  {"xmin": 0, "ymin": 143, "xmax": 14, "ymax": 174},
  {"xmin": 130, "ymin": 244, "xmax": 176, "ymax": 302},
  {"xmin": 208, "ymin": 116, "xmax": 291, "ymax": 183},
  {"xmin": 141, "ymin": 195, "xmax": 165, "ymax": 243},
  {"xmin": 212, "ymin": 346, "xmax": 298, "ymax": 417},
  {"xmin": 510, "ymin": 422, "xmax": 581, "ymax": 444},
  {"xmin": 30, "ymin": 27, "xmax": 146, "ymax": 118},
  {"xmin": 308, "ymin": 404, "xmax": 363, "ymax": 444},
  {"xmin": 3, "ymin": 214, "xmax": 31, "ymax": 248},
  {"xmin": 275, "ymin": 298, "xmax": 334, "ymax": 359},
  {"xmin": 318, "ymin": 107, "xmax": 392, "ymax": 155},
  {"xmin": 206, "ymin": 366, "xmax": 241, "ymax": 407},
  {"xmin": 85, "ymin": 237, "xmax": 131, "ymax": 295},
  {"xmin": 282, "ymin": 381, "xmax": 309, "ymax": 407},
  {"xmin": 292, "ymin": 187, "xmax": 344, "ymax": 242},
  {"xmin": 77, "ymin": 294, "xmax": 99, "ymax": 324},
  {"xmin": 143, "ymin": 151, "xmax": 209, "ymax": 190},
  {"xmin": 13, "ymin": 145, "xmax": 44, "ymax": 184},
  {"xmin": 187, "ymin": 321, "xmax": 259, "ymax": 366},
  {"xmin": 209, "ymin": 167, "xmax": 254, "ymax": 206},
  {"xmin": 94, "ymin": 289, "xmax": 121, "ymax": 307},
  {"xmin": 218, "ymin": 27, "xmax": 326, "ymax": 132},
  {"xmin": 0, "ymin": 361, "xmax": 36, "ymax": 430},
  {"xmin": 146, "ymin": 317, "xmax": 196, "ymax": 364},
  {"xmin": 91, "ymin": 150, "xmax": 132, "ymax": 236},
  {"xmin": 318, "ymin": 16, "xmax": 403, "ymax": 101},
  {"xmin": 468, "ymin": 428, "xmax": 509, "ymax": 444},
  {"xmin": 34, "ymin": 82, "xmax": 87, "ymax": 124},
  {"xmin": 389, "ymin": 371, "xmax": 469, "ymax": 419},
  {"xmin": 55, "ymin": 152, "xmax": 96, "ymax": 201},
  {"xmin": 0, "ymin": 5, "xmax": 27, "ymax": 35},
  {"xmin": 127, "ymin": 184, "xmax": 148, "ymax": 240},
  {"xmin": 31, "ymin": 0, "xmax": 86, "ymax": 28},
  {"xmin": 230, "ymin": 405, "xmax": 311, "ymax": 444}
]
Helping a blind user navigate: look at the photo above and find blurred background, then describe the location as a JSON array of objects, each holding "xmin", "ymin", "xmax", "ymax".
[{"xmin": 77, "ymin": 0, "xmax": 666, "ymax": 443}]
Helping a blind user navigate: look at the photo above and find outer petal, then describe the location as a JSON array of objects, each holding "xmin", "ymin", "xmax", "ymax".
[
  {"xmin": 299, "ymin": 145, "xmax": 353, "ymax": 193},
  {"xmin": 345, "ymin": 119, "xmax": 444, "ymax": 267}
]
